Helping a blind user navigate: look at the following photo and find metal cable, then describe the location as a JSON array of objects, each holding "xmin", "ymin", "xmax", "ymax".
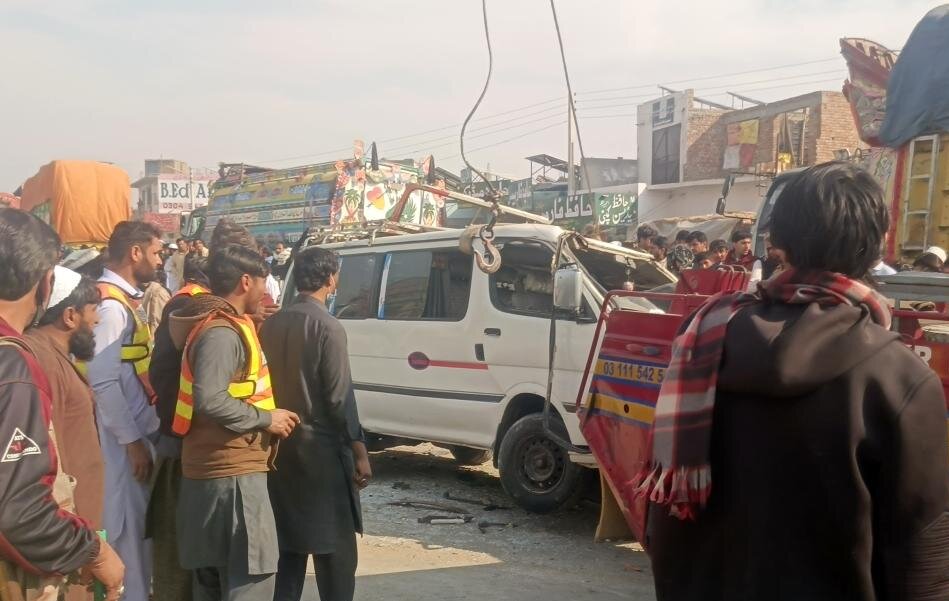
[
  {"xmin": 459, "ymin": 0, "xmax": 498, "ymax": 197},
  {"xmin": 549, "ymin": 0, "xmax": 592, "ymax": 195}
]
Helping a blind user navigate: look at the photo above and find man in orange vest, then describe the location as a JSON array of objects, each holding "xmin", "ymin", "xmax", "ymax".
[
  {"xmin": 167, "ymin": 244, "xmax": 299, "ymax": 601},
  {"xmin": 84, "ymin": 221, "xmax": 165, "ymax": 601},
  {"xmin": 146, "ymin": 254, "xmax": 210, "ymax": 601}
]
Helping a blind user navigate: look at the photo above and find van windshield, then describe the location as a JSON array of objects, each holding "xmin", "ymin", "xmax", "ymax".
[{"xmin": 568, "ymin": 240, "xmax": 673, "ymax": 313}]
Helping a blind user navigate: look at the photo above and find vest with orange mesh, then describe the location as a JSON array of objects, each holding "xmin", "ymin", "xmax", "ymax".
[
  {"xmin": 77, "ymin": 283, "xmax": 156, "ymax": 403},
  {"xmin": 172, "ymin": 283, "xmax": 210, "ymax": 300},
  {"xmin": 172, "ymin": 311, "xmax": 276, "ymax": 436}
]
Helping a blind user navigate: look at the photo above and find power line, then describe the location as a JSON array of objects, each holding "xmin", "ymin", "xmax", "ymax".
[
  {"xmin": 579, "ymin": 56, "xmax": 841, "ymax": 96},
  {"xmin": 573, "ymin": 73, "xmax": 849, "ymax": 115},
  {"xmin": 578, "ymin": 114, "xmax": 637, "ymax": 120},
  {"xmin": 254, "ymin": 57, "xmax": 852, "ymax": 167},
  {"xmin": 442, "ymin": 120, "xmax": 568, "ymax": 160},
  {"xmin": 382, "ymin": 104, "xmax": 564, "ymax": 156},
  {"xmin": 576, "ymin": 68, "xmax": 846, "ymax": 105},
  {"xmin": 256, "ymin": 96, "xmax": 562, "ymax": 165},
  {"xmin": 388, "ymin": 111, "xmax": 566, "ymax": 157},
  {"xmin": 701, "ymin": 75, "xmax": 846, "ymax": 96}
]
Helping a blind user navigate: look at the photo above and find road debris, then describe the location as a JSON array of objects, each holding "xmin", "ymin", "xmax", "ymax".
[
  {"xmin": 477, "ymin": 520, "xmax": 519, "ymax": 534},
  {"xmin": 418, "ymin": 514, "xmax": 475, "ymax": 525},
  {"xmin": 444, "ymin": 490, "xmax": 511, "ymax": 511}
]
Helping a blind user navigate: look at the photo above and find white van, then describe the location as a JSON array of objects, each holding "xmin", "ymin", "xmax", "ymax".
[{"xmin": 282, "ymin": 223, "xmax": 676, "ymax": 512}]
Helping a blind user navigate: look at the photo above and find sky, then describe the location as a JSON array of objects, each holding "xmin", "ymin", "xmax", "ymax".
[{"xmin": 0, "ymin": 0, "xmax": 937, "ymax": 193}]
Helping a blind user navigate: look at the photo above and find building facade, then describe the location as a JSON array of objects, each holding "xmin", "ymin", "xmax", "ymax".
[{"xmin": 636, "ymin": 89, "xmax": 865, "ymax": 221}]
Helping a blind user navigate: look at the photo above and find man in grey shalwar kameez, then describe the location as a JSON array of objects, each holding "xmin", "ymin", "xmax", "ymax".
[{"xmin": 260, "ymin": 247, "xmax": 372, "ymax": 601}]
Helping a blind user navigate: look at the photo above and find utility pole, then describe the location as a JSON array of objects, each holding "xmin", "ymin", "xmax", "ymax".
[
  {"xmin": 189, "ymin": 167, "xmax": 195, "ymax": 213},
  {"xmin": 567, "ymin": 93, "xmax": 576, "ymax": 198}
]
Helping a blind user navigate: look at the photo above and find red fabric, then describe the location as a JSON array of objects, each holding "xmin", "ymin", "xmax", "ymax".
[
  {"xmin": 724, "ymin": 249, "xmax": 757, "ymax": 271},
  {"xmin": 632, "ymin": 269, "xmax": 892, "ymax": 520}
]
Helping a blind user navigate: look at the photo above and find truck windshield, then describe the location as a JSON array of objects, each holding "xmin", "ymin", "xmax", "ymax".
[{"xmin": 754, "ymin": 179, "xmax": 789, "ymax": 257}]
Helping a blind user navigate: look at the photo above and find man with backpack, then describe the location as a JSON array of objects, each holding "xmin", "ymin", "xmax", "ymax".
[{"xmin": 0, "ymin": 208, "xmax": 124, "ymax": 600}]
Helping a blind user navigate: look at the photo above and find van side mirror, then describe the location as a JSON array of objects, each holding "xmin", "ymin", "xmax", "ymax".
[
  {"xmin": 554, "ymin": 265, "xmax": 583, "ymax": 313},
  {"xmin": 715, "ymin": 197, "xmax": 727, "ymax": 215}
]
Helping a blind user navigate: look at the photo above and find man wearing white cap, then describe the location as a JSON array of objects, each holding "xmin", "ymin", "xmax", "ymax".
[
  {"xmin": 25, "ymin": 267, "xmax": 109, "ymax": 601},
  {"xmin": 912, "ymin": 245, "xmax": 948, "ymax": 273}
]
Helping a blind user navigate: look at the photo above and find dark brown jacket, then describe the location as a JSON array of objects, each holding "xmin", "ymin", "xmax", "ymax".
[
  {"xmin": 169, "ymin": 301, "xmax": 272, "ymax": 480},
  {"xmin": 647, "ymin": 302, "xmax": 949, "ymax": 601},
  {"xmin": 23, "ymin": 329, "xmax": 104, "ymax": 531}
]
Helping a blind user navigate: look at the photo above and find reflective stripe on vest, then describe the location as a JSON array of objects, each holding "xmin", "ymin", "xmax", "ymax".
[
  {"xmin": 172, "ymin": 311, "xmax": 275, "ymax": 436},
  {"xmin": 173, "ymin": 283, "xmax": 210, "ymax": 300},
  {"xmin": 77, "ymin": 283, "xmax": 157, "ymax": 403}
]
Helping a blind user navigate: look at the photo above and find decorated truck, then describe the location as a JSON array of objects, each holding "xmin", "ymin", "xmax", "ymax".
[
  {"xmin": 187, "ymin": 144, "xmax": 452, "ymax": 247},
  {"xmin": 838, "ymin": 7, "xmax": 949, "ymax": 264}
]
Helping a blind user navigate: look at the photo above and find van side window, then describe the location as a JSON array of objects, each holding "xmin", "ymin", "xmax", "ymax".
[
  {"xmin": 333, "ymin": 254, "xmax": 379, "ymax": 320},
  {"xmin": 380, "ymin": 250, "xmax": 472, "ymax": 321},
  {"xmin": 489, "ymin": 243, "xmax": 554, "ymax": 317}
]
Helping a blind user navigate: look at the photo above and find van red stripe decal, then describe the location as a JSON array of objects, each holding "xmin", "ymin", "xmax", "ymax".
[{"xmin": 429, "ymin": 360, "xmax": 489, "ymax": 370}]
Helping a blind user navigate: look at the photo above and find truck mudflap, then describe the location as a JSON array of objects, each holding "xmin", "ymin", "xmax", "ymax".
[{"xmin": 576, "ymin": 290, "xmax": 713, "ymax": 544}]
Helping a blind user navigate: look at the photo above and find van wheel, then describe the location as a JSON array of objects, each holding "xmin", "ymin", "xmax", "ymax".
[
  {"xmin": 498, "ymin": 413, "xmax": 586, "ymax": 513},
  {"xmin": 449, "ymin": 446, "xmax": 492, "ymax": 466}
]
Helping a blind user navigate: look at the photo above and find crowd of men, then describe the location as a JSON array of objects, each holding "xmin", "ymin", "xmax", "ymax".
[
  {"xmin": 1, "ymin": 160, "xmax": 949, "ymax": 601},
  {"xmin": 0, "ymin": 211, "xmax": 369, "ymax": 601},
  {"xmin": 630, "ymin": 224, "xmax": 773, "ymax": 289}
]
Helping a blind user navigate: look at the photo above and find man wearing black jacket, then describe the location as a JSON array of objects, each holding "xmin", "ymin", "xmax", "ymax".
[
  {"xmin": 0, "ymin": 208, "xmax": 124, "ymax": 600},
  {"xmin": 646, "ymin": 163, "xmax": 949, "ymax": 600}
]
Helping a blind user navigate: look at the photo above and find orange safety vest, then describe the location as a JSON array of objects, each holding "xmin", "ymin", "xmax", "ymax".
[
  {"xmin": 173, "ymin": 283, "xmax": 210, "ymax": 300},
  {"xmin": 77, "ymin": 283, "xmax": 156, "ymax": 403},
  {"xmin": 172, "ymin": 311, "xmax": 276, "ymax": 436}
]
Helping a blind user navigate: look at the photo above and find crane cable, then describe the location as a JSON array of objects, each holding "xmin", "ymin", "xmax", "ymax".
[
  {"xmin": 460, "ymin": 0, "xmax": 501, "ymax": 273},
  {"xmin": 549, "ymin": 0, "xmax": 592, "ymax": 199}
]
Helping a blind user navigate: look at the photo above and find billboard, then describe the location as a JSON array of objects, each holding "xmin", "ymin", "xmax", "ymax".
[
  {"xmin": 142, "ymin": 212, "xmax": 180, "ymax": 233},
  {"xmin": 580, "ymin": 158, "xmax": 639, "ymax": 189},
  {"xmin": 157, "ymin": 176, "xmax": 216, "ymax": 214}
]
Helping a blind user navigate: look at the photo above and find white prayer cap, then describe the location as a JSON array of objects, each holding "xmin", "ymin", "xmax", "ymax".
[
  {"xmin": 924, "ymin": 246, "xmax": 947, "ymax": 264},
  {"xmin": 48, "ymin": 266, "xmax": 82, "ymax": 310}
]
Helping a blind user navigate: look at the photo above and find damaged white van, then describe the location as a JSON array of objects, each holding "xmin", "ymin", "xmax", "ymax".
[{"xmin": 282, "ymin": 195, "xmax": 675, "ymax": 512}]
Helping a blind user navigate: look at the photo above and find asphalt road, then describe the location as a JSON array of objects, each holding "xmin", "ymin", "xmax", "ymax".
[{"xmin": 300, "ymin": 443, "xmax": 656, "ymax": 600}]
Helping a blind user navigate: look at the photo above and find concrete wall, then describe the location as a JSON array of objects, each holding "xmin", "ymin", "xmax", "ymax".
[
  {"xmin": 637, "ymin": 91, "xmax": 690, "ymax": 185},
  {"xmin": 653, "ymin": 90, "xmax": 867, "ymax": 183}
]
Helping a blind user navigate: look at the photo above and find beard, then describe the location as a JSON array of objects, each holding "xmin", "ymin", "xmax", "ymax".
[
  {"xmin": 69, "ymin": 325, "xmax": 97, "ymax": 362},
  {"xmin": 135, "ymin": 261, "xmax": 158, "ymax": 285}
]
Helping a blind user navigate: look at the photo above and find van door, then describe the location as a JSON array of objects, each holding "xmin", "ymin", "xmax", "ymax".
[
  {"xmin": 351, "ymin": 246, "xmax": 502, "ymax": 448},
  {"xmin": 474, "ymin": 239, "xmax": 596, "ymax": 445}
]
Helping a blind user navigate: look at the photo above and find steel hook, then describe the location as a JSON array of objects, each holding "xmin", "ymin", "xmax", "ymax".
[{"xmin": 475, "ymin": 238, "xmax": 502, "ymax": 274}]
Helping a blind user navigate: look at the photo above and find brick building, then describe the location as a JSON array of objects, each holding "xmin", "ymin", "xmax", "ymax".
[{"xmin": 636, "ymin": 89, "xmax": 865, "ymax": 221}]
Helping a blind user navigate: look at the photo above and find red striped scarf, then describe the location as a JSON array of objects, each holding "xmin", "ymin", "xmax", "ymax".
[{"xmin": 634, "ymin": 268, "xmax": 892, "ymax": 520}]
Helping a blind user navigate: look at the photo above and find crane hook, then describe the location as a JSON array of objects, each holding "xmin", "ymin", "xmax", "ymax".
[{"xmin": 475, "ymin": 226, "xmax": 502, "ymax": 274}]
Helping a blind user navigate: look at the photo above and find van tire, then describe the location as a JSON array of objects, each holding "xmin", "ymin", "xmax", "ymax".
[
  {"xmin": 449, "ymin": 446, "xmax": 492, "ymax": 466},
  {"xmin": 498, "ymin": 413, "xmax": 586, "ymax": 513}
]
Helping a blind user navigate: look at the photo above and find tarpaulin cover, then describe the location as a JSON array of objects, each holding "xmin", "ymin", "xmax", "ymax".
[
  {"xmin": 19, "ymin": 160, "xmax": 131, "ymax": 245},
  {"xmin": 880, "ymin": 5, "xmax": 949, "ymax": 147}
]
